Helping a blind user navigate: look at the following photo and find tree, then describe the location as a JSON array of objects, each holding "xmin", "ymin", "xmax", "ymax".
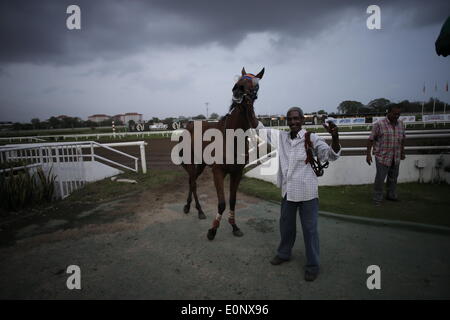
[
  {"xmin": 337, "ymin": 100, "xmax": 364, "ymax": 114},
  {"xmin": 85, "ymin": 120, "xmax": 97, "ymax": 128},
  {"xmin": 31, "ymin": 118, "xmax": 40, "ymax": 130},
  {"xmin": 12, "ymin": 122, "xmax": 23, "ymax": 130},
  {"xmin": 100, "ymin": 119, "xmax": 113, "ymax": 126},
  {"xmin": 48, "ymin": 116, "xmax": 60, "ymax": 129},
  {"xmin": 367, "ymin": 98, "xmax": 391, "ymax": 113},
  {"xmin": 162, "ymin": 117, "xmax": 175, "ymax": 125},
  {"xmin": 210, "ymin": 113, "xmax": 219, "ymax": 119},
  {"xmin": 193, "ymin": 114, "xmax": 206, "ymax": 120}
]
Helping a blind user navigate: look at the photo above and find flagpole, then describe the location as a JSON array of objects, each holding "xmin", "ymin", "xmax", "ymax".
[
  {"xmin": 445, "ymin": 81, "xmax": 448, "ymax": 114},
  {"xmin": 433, "ymin": 82, "xmax": 437, "ymax": 115},
  {"xmin": 422, "ymin": 83, "xmax": 425, "ymax": 126}
]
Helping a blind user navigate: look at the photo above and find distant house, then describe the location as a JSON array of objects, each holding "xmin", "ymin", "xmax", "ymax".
[
  {"xmin": 112, "ymin": 114, "xmax": 125, "ymax": 123},
  {"xmin": 88, "ymin": 112, "xmax": 143, "ymax": 124},
  {"xmin": 123, "ymin": 112, "xmax": 143, "ymax": 124},
  {"xmin": 88, "ymin": 114, "xmax": 111, "ymax": 123}
]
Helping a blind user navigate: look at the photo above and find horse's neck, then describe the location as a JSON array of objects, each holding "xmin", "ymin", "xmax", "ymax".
[{"xmin": 224, "ymin": 102, "xmax": 254, "ymax": 131}]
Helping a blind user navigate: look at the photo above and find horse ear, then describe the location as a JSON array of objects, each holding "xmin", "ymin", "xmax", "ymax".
[
  {"xmin": 255, "ymin": 68, "xmax": 265, "ymax": 79},
  {"xmin": 241, "ymin": 67, "xmax": 246, "ymax": 76}
]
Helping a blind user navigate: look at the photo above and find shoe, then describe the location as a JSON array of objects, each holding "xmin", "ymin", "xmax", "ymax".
[
  {"xmin": 304, "ymin": 271, "xmax": 318, "ymax": 282},
  {"xmin": 386, "ymin": 197, "xmax": 399, "ymax": 202},
  {"xmin": 270, "ymin": 256, "xmax": 289, "ymax": 265}
]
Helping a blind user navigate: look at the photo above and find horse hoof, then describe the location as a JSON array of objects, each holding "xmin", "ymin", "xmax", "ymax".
[
  {"xmin": 207, "ymin": 228, "xmax": 217, "ymax": 240},
  {"xmin": 233, "ymin": 229, "xmax": 244, "ymax": 237},
  {"xmin": 198, "ymin": 212, "xmax": 206, "ymax": 219},
  {"xmin": 183, "ymin": 205, "xmax": 190, "ymax": 214}
]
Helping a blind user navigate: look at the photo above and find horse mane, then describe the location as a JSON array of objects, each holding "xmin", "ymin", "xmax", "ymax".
[{"xmin": 229, "ymin": 101, "xmax": 238, "ymax": 112}]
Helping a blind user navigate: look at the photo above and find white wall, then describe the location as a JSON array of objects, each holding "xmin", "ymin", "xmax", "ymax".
[
  {"xmin": 42, "ymin": 161, "xmax": 122, "ymax": 183},
  {"xmin": 82, "ymin": 161, "xmax": 123, "ymax": 182},
  {"xmin": 245, "ymin": 154, "xmax": 450, "ymax": 186}
]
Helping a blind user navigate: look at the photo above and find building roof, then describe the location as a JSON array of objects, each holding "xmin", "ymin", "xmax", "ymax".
[{"xmin": 89, "ymin": 114, "xmax": 111, "ymax": 118}]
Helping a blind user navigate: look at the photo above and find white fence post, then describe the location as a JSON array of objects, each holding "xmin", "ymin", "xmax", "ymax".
[{"xmin": 140, "ymin": 142, "xmax": 147, "ymax": 174}]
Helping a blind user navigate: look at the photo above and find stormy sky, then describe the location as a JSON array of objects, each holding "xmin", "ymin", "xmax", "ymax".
[{"xmin": 0, "ymin": 0, "xmax": 449, "ymax": 123}]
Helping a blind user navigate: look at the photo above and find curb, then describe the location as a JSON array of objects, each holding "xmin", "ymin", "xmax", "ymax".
[
  {"xmin": 319, "ymin": 210, "xmax": 450, "ymax": 235},
  {"xmin": 262, "ymin": 199, "xmax": 450, "ymax": 235}
]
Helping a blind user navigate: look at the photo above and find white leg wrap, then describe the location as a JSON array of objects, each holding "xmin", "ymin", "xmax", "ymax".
[
  {"xmin": 229, "ymin": 211, "xmax": 235, "ymax": 219},
  {"xmin": 215, "ymin": 213, "xmax": 222, "ymax": 221}
]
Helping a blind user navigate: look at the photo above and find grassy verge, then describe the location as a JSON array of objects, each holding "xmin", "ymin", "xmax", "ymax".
[
  {"xmin": 0, "ymin": 169, "xmax": 184, "ymax": 219},
  {"xmin": 239, "ymin": 177, "xmax": 450, "ymax": 227},
  {"xmin": 66, "ymin": 169, "xmax": 183, "ymax": 204}
]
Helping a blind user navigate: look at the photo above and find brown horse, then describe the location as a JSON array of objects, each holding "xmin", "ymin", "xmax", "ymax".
[{"xmin": 180, "ymin": 67, "xmax": 264, "ymax": 240}]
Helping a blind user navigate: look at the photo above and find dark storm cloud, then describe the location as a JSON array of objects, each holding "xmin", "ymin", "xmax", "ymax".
[{"xmin": 1, "ymin": 0, "xmax": 449, "ymax": 65}]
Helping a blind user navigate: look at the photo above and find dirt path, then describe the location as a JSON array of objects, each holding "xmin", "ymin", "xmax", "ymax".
[
  {"xmin": 1, "ymin": 137, "xmax": 449, "ymax": 299},
  {"xmin": 1, "ymin": 164, "xmax": 450, "ymax": 299}
]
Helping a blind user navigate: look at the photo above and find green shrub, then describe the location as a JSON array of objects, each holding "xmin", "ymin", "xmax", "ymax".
[{"xmin": 0, "ymin": 166, "xmax": 57, "ymax": 212}]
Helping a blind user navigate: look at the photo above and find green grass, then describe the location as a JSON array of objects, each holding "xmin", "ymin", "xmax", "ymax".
[
  {"xmin": 0, "ymin": 169, "xmax": 184, "ymax": 218},
  {"xmin": 66, "ymin": 169, "xmax": 183, "ymax": 204},
  {"xmin": 239, "ymin": 177, "xmax": 450, "ymax": 227}
]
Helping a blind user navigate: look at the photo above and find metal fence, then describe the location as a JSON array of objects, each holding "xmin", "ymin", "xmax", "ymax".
[{"xmin": 0, "ymin": 141, "xmax": 144, "ymax": 199}]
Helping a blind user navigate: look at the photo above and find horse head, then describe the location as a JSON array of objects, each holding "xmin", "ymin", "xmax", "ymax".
[
  {"xmin": 232, "ymin": 67, "xmax": 264, "ymax": 104},
  {"xmin": 229, "ymin": 67, "xmax": 264, "ymax": 129}
]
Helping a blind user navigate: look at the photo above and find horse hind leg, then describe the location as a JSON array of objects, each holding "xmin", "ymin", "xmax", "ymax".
[
  {"xmin": 181, "ymin": 164, "xmax": 194, "ymax": 214},
  {"xmin": 207, "ymin": 167, "xmax": 226, "ymax": 240},
  {"xmin": 184, "ymin": 177, "xmax": 193, "ymax": 214},
  {"xmin": 229, "ymin": 171, "xmax": 244, "ymax": 237},
  {"xmin": 193, "ymin": 164, "xmax": 206, "ymax": 219}
]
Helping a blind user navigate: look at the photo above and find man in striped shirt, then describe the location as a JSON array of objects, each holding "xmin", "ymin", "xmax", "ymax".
[{"xmin": 366, "ymin": 104, "xmax": 406, "ymax": 205}]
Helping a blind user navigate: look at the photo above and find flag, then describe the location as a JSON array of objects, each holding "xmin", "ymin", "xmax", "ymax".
[
  {"xmin": 435, "ymin": 82, "xmax": 438, "ymax": 92},
  {"xmin": 446, "ymin": 81, "xmax": 449, "ymax": 92},
  {"xmin": 423, "ymin": 84, "xmax": 426, "ymax": 94}
]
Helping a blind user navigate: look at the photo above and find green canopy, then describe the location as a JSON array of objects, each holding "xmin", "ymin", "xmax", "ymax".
[{"xmin": 435, "ymin": 16, "xmax": 450, "ymax": 57}]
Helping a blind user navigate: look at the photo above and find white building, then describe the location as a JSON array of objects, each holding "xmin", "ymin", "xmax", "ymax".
[
  {"xmin": 88, "ymin": 114, "xmax": 111, "ymax": 123},
  {"xmin": 123, "ymin": 112, "xmax": 143, "ymax": 124}
]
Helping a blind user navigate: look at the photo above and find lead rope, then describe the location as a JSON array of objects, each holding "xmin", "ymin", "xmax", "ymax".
[{"xmin": 304, "ymin": 131, "xmax": 329, "ymax": 177}]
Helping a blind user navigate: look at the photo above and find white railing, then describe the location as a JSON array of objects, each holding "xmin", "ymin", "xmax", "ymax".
[
  {"xmin": 1, "ymin": 141, "xmax": 147, "ymax": 173},
  {"xmin": 245, "ymin": 130, "xmax": 450, "ymax": 169},
  {"xmin": 321, "ymin": 133, "xmax": 450, "ymax": 140},
  {"xmin": 0, "ymin": 131, "xmax": 172, "ymax": 143},
  {"xmin": 0, "ymin": 141, "xmax": 146, "ymax": 199}
]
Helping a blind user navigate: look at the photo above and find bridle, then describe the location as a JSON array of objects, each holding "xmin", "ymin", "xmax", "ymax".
[
  {"xmin": 231, "ymin": 74, "xmax": 260, "ymax": 103},
  {"xmin": 225, "ymin": 74, "xmax": 259, "ymax": 130}
]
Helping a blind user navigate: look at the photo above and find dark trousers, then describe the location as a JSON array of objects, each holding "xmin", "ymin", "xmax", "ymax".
[
  {"xmin": 277, "ymin": 196, "xmax": 320, "ymax": 274},
  {"xmin": 374, "ymin": 158, "xmax": 400, "ymax": 202}
]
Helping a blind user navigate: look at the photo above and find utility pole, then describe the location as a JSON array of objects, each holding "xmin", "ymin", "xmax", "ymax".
[{"xmin": 205, "ymin": 102, "xmax": 209, "ymax": 119}]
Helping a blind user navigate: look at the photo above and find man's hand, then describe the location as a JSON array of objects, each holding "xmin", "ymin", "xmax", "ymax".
[
  {"xmin": 324, "ymin": 121, "xmax": 340, "ymax": 153},
  {"xmin": 323, "ymin": 121, "xmax": 339, "ymax": 138},
  {"xmin": 401, "ymin": 153, "xmax": 406, "ymax": 160},
  {"xmin": 366, "ymin": 154, "xmax": 372, "ymax": 165}
]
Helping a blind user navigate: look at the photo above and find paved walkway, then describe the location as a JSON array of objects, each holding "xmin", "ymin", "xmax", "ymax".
[{"xmin": 1, "ymin": 187, "xmax": 449, "ymax": 299}]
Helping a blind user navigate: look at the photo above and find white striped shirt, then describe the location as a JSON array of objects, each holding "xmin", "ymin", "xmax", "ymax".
[{"xmin": 257, "ymin": 124, "xmax": 341, "ymax": 202}]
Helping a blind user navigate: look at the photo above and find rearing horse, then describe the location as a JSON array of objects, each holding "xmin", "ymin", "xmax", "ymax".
[{"xmin": 180, "ymin": 67, "xmax": 264, "ymax": 240}]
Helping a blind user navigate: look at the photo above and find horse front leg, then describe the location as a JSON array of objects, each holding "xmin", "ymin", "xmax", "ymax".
[
  {"xmin": 207, "ymin": 166, "xmax": 226, "ymax": 240},
  {"xmin": 229, "ymin": 169, "xmax": 244, "ymax": 237},
  {"xmin": 181, "ymin": 164, "xmax": 193, "ymax": 214}
]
